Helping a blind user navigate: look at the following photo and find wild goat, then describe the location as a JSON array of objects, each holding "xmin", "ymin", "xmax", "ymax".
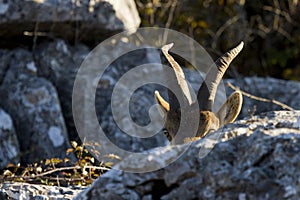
[{"xmin": 155, "ymin": 42, "xmax": 244, "ymax": 144}]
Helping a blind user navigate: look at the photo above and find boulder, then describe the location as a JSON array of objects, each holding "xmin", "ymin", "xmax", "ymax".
[
  {"xmin": 0, "ymin": 0, "xmax": 140, "ymax": 46},
  {"xmin": 0, "ymin": 108, "xmax": 19, "ymax": 169},
  {"xmin": 34, "ymin": 39, "xmax": 90, "ymax": 141},
  {"xmin": 75, "ymin": 110, "xmax": 300, "ymax": 199},
  {"xmin": 0, "ymin": 48, "xmax": 72, "ymax": 164}
]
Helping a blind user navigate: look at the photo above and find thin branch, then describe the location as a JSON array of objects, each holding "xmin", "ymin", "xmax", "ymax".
[
  {"xmin": 212, "ymin": 15, "xmax": 240, "ymax": 49},
  {"xmin": 1, "ymin": 165, "xmax": 110, "ymax": 182},
  {"xmin": 226, "ymin": 81, "xmax": 294, "ymax": 111},
  {"xmin": 162, "ymin": 0, "xmax": 177, "ymax": 44},
  {"xmin": 37, "ymin": 165, "xmax": 109, "ymax": 177},
  {"xmin": 165, "ymin": 1, "xmax": 177, "ymax": 29}
]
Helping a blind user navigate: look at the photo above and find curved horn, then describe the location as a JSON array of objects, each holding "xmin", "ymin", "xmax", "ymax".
[
  {"xmin": 197, "ymin": 41, "xmax": 244, "ymax": 110},
  {"xmin": 161, "ymin": 43, "xmax": 193, "ymax": 108},
  {"xmin": 154, "ymin": 90, "xmax": 170, "ymax": 112}
]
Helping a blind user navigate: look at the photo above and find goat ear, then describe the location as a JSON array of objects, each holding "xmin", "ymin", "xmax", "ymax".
[
  {"xmin": 197, "ymin": 41, "xmax": 244, "ymax": 111},
  {"xmin": 216, "ymin": 91, "xmax": 243, "ymax": 125},
  {"xmin": 154, "ymin": 90, "xmax": 170, "ymax": 117}
]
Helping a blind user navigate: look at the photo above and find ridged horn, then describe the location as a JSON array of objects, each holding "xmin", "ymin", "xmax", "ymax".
[
  {"xmin": 161, "ymin": 43, "xmax": 193, "ymax": 109},
  {"xmin": 197, "ymin": 41, "xmax": 244, "ymax": 110},
  {"xmin": 154, "ymin": 90, "xmax": 170, "ymax": 112}
]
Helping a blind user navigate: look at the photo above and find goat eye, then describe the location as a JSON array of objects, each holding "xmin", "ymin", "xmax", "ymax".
[{"xmin": 163, "ymin": 129, "xmax": 173, "ymax": 142}]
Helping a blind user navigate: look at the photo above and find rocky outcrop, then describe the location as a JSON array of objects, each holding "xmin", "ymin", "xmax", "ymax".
[
  {"xmin": 0, "ymin": 109, "xmax": 19, "ymax": 169},
  {"xmin": 0, "ymin": 0, "xmax": 140, "ymax": 46},
  {"xmin": 0, "ymin": 48, "xmax": 72, "ymax": 164},
  {"xmin": 75, "ymin": 110, "xmax": 300, "ymax": 199},
  {"xmin": 2, "ymin": 110, "xmax": 300, "ymax": 199}
]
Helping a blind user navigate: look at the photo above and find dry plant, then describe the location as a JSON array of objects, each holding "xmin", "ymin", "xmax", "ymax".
[{"xmin": 0, "ymin": 141, "xmax": 111, "ymax": 186}]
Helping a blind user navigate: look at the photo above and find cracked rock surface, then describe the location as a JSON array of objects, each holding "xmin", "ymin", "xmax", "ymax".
[{"xmin": 75, "ymin": 110, "xmax": 300, "ymax": 200}]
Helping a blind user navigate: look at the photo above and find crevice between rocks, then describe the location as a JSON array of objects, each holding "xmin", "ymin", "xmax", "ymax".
[{"xmin": 135, "ymin": 179, "xmax": 179, "ymax": 200}]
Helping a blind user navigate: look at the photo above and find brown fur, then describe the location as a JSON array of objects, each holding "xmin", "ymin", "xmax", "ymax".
[{"xmin": 155, "ymin": 42, "xmax": 244, "ymax": 144}]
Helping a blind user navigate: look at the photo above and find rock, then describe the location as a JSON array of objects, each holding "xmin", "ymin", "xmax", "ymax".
[
  {"xmin": 108, "ymin": 0, "xmax": 141, "ymax": 33},
  {"xmin": 0, "ymin": 0, "xmax": 140, "ymax": 46},
  {"xmin": 35, "ymin": 39, "xmax": 90, "ymax": 141},
  {"xmin": 226, "ymin": 77, "xmax": 300, "ymax": 118},
  {"xmin": 0, "ymin": 182, "xmax": 85, "ymax": 200},
  {"xmin": 0, "ymin": 108, "xmax": 20, "ymax": 169},
  {"xmin": 0, "ymin": 48, "xmax": 72, "ymax": 164},
  {"xmin": 75, "ymin": 110, "xmax": 300, "ymax": 199}
]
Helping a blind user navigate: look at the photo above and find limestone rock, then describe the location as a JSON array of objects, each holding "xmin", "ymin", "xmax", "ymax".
[
  {"xmin": 75, "ymin": 110, "xmax": 300, "ymax": 199},
  {"xmin": 0, "ymin": 108, "xmax": 20, "ymax": 169},
  {"xmin": 0, "ymin": 0, "xmax": 140, "ymax": 46},
  {"xmin": 0, "ymin": 48, "xmax": 72, "ymax": 164}
]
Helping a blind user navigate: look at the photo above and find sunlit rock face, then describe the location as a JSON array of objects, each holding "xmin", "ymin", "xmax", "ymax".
[{"xmin": 75, "ymin": 111, "xmax": 300, "ymax": 200}]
